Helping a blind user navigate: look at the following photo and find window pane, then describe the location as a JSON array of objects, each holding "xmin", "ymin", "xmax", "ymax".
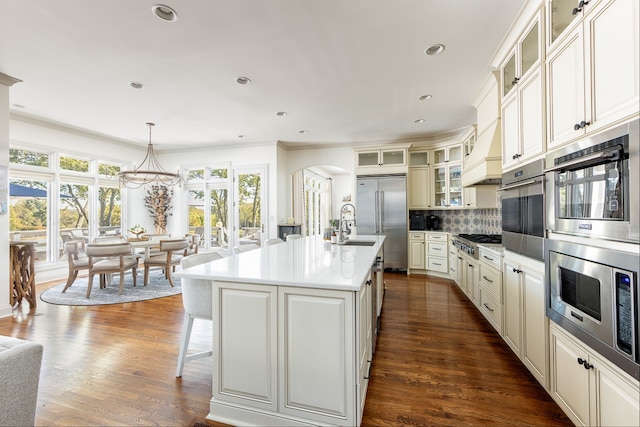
[
  {"xmin": 60, "ymin": 156, "xmax": 89, "ymax": 173},
  {"xmin": 98, "ymin": 163, "xmax": 121, "ymax": 176},
  {"xmin": 188, "ymin": 188, "xmax": 205, "ymax": 233},
  {"xmin": 9, "ymin": 179, "xmax": 49, "ymax": 263},
  {"xmin": 98, "ymin": 185, "xmax": 121, "ymax": 236},
  {"xmin": 10, "ymin": 148, "xmax": 49, "ymax": 167},
  {"xmin": 60, "ymin": 182, "xmax": 89, "ymax": 247},
  {"xmin": 210, "ymin": 188, "xmax": 228, "ymax": 247},
  {"xmin": 188, "ymin": 169, "xmax": 205, "ymax": 181},
  {"xmin": 211, "ymin": 168, "xmax": 228, "ymax": 179},
  {"xmin": 238, "ymin": 173, "xmax": 261, "ymax": 232}
]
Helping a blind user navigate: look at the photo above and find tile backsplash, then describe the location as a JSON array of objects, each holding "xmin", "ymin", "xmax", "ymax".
[{"xmin": 412, "ymin": 193, "xmax": 502, "ymax": 235}]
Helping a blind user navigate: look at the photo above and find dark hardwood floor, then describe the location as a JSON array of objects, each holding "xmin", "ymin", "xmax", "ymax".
[{"xmin": 1, "ymin": 272, "xmax": 572, "ymax": 426}]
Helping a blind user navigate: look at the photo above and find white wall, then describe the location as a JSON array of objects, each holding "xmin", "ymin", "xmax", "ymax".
[{"xmin": 0, "ymin": 84, "xmax": 11, "ymax": 317}]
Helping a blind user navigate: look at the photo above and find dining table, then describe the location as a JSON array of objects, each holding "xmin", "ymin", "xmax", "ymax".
[{"xmin": 128, "ymin": 239, "xmax": 161, "ymax": 258}]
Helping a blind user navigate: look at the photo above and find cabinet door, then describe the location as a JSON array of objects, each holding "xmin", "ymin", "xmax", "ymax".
[
  {"xmin": 357, "ymin": 280, "xmax": 372, "ymax": 419},
  {"xmin": 408, "ymin": 151, "xmax": 429, "ymax": 167},
  {"xmin": 595, "ymin": 357, "xmax": 640, "ymax": 427},
  {"xmin": 502, "ymin": 51, "xmax": 517, "ymax": 98},
  {"xmin": 409, "ymin": 238, "xmax": 426, "ymax": 270},
  {"xmin": 503, "ymin": 260, "xmax": 522, "ymax": 356},
  {"xmin": 502, "ymin": 94, "xmax": 520, "ymax": 169},
  {"xmin": 588, "ymin": 0, "xmax": 640, "ymax": 132},
  {"xmin": 408, "ymin": 168, "xmax": 430, "ymax": 209},
  {"xmin": 550, "ymin": 327, "xmax": 590, "ymax": 426},
  {"xmin": 547, "ymin": 25, "xmax": 587, "ymax": 147},
  {"xmin": 433, "ymin": 166, "xmax": 446, "ymax": 207},
  {"xmin": 522, "ymin": 267, "xmax": 547, "ymax": 387},
  {"xmin": 519, "ymin": 69, "xmax": 545, "ymax": 161},
  {"xmin": 358, "ymin": 151, "xmax": 380, "ymax": 167},
  {"xmin": 279, "ymin": 287, "xmax": 355, "ymax": 425},
  {"xmin": 382, "ymin": 149, "xmax": 405, "ymax": 166},
  {"xmin": 448, "ymin": 164, "xmax": 462, "ymax": 207}
]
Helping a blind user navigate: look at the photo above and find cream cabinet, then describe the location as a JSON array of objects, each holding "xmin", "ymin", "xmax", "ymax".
[
  {"xmin": 549, "ymin": 322, "xmax": 640, "ymax": 427},
  {"xmin": 408, "ymin": 150, "xmax": 430, "ymax": 167},
  {"xmin": 408, "ymin": 166, "xmax": 432, "ymax": 209},
  {"xmin": 432, "ymin": 163, "xmax": 462, "ymax": 208},
  {"xmin": 462, "ymin": 185, "xmax": 498, "ymax": 209},
  {"xmin": 546, "ymin": 0, "xmax": 640, "ymax": 148},
  {"xmin": 461, "ymin": 254, "xmax": 479, "ymax": 306},
  {"xmin": 463, "ymin": 127, "xmax": 476, "ymax": 158},
  {"xmin": 448, "ymin": 241, "xmax": 458, "ymax": 282},
  {"xmin": 356, "ymin": 147, "xmax": 408, "ymax": 173},
  {"xmin": 432, "ymin": 144, "xmax": 462, "ymax": 165},
  {"xmin": 408, "ymin": 232, "xmax": 426, "ymax": 271},
  {"xmin": 426, "ymin": 232, "xmax": 448, "ymax": 274},
  {"xmin": 478, "ymin": 247, "xmax": 503, "ymax": 334},
  {"xmin": 503, "ymin": 252, "xmax": 548, "ymax": 388},
  {"xmin": 501, "ymin": 10, "xmax": 545, "ymax": 171}
]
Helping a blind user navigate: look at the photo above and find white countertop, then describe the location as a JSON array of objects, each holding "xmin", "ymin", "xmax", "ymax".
[{"xmin": 176, "ymin": 234, "xmax": 385, "ymax": 291}]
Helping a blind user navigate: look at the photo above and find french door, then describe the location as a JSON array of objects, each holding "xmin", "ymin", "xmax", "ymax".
[{"xmin": 233, "ymin": 167, "xmax": 267, "ymax": 247}]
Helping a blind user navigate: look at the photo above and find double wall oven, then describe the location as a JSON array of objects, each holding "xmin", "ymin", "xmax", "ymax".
[{"xmin": 544, "ymin": 120, "xmax": 640, "ymax": 380}]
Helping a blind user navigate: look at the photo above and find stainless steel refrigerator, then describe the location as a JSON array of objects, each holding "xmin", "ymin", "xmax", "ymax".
[{"xmin": 356, "ymin": 175, "xmax": 407, "ymax": 270}]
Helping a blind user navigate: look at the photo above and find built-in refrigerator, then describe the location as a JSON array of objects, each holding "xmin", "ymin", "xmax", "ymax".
[{"xmin": 356, "ymin": 175, "xmax": 407, "ymax": 270}]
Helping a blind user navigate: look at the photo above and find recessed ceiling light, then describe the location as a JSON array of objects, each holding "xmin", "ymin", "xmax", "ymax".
[
  {"xmin": 276, "ymin": 111, "xmax": 287, "ymax": 117},
  {"xmin": 425, "ymin": 44, "xmax": 446, "ymax": 56},
  {"xmin": 130, "ymin": 82, "xmax": 144, "ymax": 89},
  {"xmin": 236, "ymin": 76, "xmax": 251, "ymax": 85},
  {"xmin": 152, "ymin": 4, "xmax": 178, "ymax": 22},
  {"xmin": 298, "ymin": 130, "xmax": 308, "ymax": 134},
  {"xmin": 418, "ymin": 94, "xmax": 432, "ymax": 101},
  {"xmin": 414, "ymin": 119, "xmax": 425, "ymax": 124}
]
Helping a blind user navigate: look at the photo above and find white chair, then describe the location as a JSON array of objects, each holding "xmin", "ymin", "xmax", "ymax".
[
  {"xmin": 233, "ymin": 243, "xmax": 260, "ymax": 254},
  {"xmin": 286, "ymin": 234, "xmax": 302, "ymax": 241},
  {"xmin": 176, "ymin": 252, "xmax": 223, "ymax": 377},
  {"xmin": 263, "ymin": 238, "xmax": 284, "ymax": 246}
]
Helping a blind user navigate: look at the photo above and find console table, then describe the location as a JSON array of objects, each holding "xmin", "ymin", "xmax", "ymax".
[{"xmin": 9, "ymin": 241, "xmax": 37, "ymax": 308}]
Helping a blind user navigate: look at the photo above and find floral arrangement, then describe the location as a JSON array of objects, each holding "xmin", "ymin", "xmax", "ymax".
[{"xmin": 129, "ymin": 224, "xmax": 146, "ymax": 236}]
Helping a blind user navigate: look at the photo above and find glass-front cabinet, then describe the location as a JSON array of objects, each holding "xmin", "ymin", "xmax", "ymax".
[
  {"xmin": 433, "ymin": 164, "xmax": 462, "ymax": 208},
  {"xmin": 432, "ymin": 144, "xmax": 462, "ymax": 165},
  {"xmin": 356, "ymin": 147, "xmax": 407, "ymax": 171},
  {"xmin": 502, "ymin": 16, "xmax": 541, "ymax": 99}
]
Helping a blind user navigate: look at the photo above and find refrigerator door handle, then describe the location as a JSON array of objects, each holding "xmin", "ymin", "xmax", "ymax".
[
  {"xmin": 374, "ymin": 190, "xmax": 380, "ymax": 233},
  {"xmin": 379, "ymin": 191, "xmax": 384, "ymax": 233}
]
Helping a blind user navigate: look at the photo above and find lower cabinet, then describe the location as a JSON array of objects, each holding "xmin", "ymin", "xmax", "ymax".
[
  {"xmin": 478, "ymin": 249, "xmax": 503, "ymax": 334},
  {"xmin": 211, "ymin": 279, "xmax": 371, "ymax": 426},
  {"xmin": 408, "ymin": 232, "xmax": 426, "ymax": 271},
  {"xmin": 503, "ymin": 252, "xmax": 548, "ymax": 388},
  {"xmin": 549, "ymin": 323, "xmax": 640, "ymax": 427}
]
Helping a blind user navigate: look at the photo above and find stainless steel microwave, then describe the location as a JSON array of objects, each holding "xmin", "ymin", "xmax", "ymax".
[
  {"xmin": 545, "ymin": 120, "xmax": 639, "ymax": 244},
  {"xmin": 546, "ymin": 239, "xmax": 639, "ymax": 380}
]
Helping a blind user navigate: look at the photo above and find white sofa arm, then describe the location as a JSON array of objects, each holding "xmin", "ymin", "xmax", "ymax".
[{"xmin": 0, "ymin": 336, "xmax": 44, "ymax": 427}]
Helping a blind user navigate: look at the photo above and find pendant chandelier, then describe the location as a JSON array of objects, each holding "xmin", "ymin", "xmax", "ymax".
[{"xmin": 118, "ymin": 122, "xmax": 184, "ymax": 189}]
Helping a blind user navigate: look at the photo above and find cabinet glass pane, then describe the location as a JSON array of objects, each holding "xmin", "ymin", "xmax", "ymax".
[
  {"xmin": 448, "ymin": 145, "xmax": 462, "ymax": 162},
  {"xmin": 358, "ymin": 152, "xmax": 379, "ymax": 166},
  {"xmin": 503, "ymin": 53, "xmax": 516, "ymax": 97},
  {"xmin": 433, "ymin": 148, "xmax": 446, "ymax": 164},
  {"xmin": 465, "ymin": 134, "xmax": 476, "ymax": 156},
  {"xmin": 409, "ymin": 151, "xmax": 429, "ymax": 166},
  {"xmin": 521, "ymin": 21, "xmax": 539, "ymax": 77},
  {"xmin": 434, "ymin": 167, "xmax": 446, "ymax": 206},
  {"xmin": 550, "ymin": 0, "xmax": 579, "ymax": 44},
  {"xmin": 383, "ymin": 150, "xmax": 404, "ymax": 165}
]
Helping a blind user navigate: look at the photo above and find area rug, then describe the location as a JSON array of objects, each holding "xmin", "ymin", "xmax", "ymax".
[{"xmin": 40, "ymin": 269, "xmax": 182, "ymax": 306}]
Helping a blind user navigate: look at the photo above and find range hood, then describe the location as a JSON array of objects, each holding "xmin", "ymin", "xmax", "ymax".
[{"xmin": 461, "ymin": 119, "xmax": 502, "ymax": 186}]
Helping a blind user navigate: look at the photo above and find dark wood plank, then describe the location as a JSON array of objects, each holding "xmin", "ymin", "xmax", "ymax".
[{"xmin": 1, "ymin": 272, "xmax": 571, "ymax": 426}]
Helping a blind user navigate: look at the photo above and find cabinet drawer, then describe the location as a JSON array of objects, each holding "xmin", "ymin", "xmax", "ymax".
[
  {"xmin": 426, "ymin": 233, "xmax": 447, "ymax": 242},
  {"xmin": 409, "ymin": 232, "xmax": 425, "ymax": 240},
  {"xmin": 427, "ymin": 242, "xmax": 447, "ymax": 255},
  {"xmin": 427, "ymin": 257, "xmax": 448, "ymax": 273},
  {"xmin": 478, "ymin": 247, "xmax": 501, "ymax": 269},
  {"xmin": 479, "ymin": 289, "xmax": 502, "ymax": 333},
  {"xmin": 479, "ymin": 263, "xmax": 502, "ymax": 301}
]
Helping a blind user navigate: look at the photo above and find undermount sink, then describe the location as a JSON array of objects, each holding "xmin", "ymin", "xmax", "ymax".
[{"xmin": 340, "ymin": 240, "xmax": 376, "ymax": 246}]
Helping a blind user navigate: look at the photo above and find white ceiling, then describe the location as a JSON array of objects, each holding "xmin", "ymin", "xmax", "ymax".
[{"xmin": 0, "ymin": 0, "xmax": 525, "ymax": 151}]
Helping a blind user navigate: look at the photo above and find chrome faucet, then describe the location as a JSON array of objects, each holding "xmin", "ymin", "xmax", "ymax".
[{"xmin": 338, "ymin": 203, "xmax": 356, "ymax": 242}]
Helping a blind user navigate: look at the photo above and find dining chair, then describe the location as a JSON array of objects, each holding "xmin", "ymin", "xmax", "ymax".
[
  {"xmin": 61, "ymin": 241, "xmax": 90, "ymax": 293},
  {"xmin": 176, "ymin": 251, "xmax": 223, "ymax": 377},
  {"xmin": 143, "ymin": 239, "xmax": 190, "ymax": 286},
  {"xmin": 145, "ymin": 234, "xmax": 172, "ymax": 256},
  {"xmin": 286, "ymin": 234, "xmax": 303, "ymax": 241},
  {"xmin": 85, "ymin": 242, "xmax": 138, "ymax": 298},
  {"xmin": 263, "ymin": 238, "xmax": 284, "ymax": 246},
  {"xmin": 233, "ymin": 243, "xmax": 260, "ymax": 254},
  {"xmin": 184, "ymin": 234, "xmax": 201, "ymax": 256}
]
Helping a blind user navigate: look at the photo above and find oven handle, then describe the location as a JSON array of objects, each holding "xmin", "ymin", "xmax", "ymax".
[
  {"xmin": 499, "ymin": 178, "xmax": 542, "ymax": 191},
  {"xmin": 544, "ymin": 149, "xmax": 619, "ymax": 173}
]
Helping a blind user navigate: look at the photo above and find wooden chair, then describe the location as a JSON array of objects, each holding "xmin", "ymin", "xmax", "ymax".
[
  {"xmin": 85, "ymin": 243, "xmax": 138, "ymax": 298},
  {"xmin": 61, "ymin": 241, "xmax": 90, "ymax": 293},
  {"xmin": 184, "ymin": 234, "xmax": 201, "ymax": 256},
  {"xmin": 176, "ymin": 251, "xmax": 223, "ymax": 377},
  {"xmin": 143, "ymin": 239, "xmax": 189, "ymax": 287}
]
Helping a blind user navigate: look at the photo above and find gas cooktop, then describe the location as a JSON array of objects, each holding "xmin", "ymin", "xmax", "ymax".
[{"xmin": 452, "ymin": 234, "xmax": 502, "ymax": 258}]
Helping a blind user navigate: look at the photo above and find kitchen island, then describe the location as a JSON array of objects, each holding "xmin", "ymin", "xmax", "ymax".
[{"xmin": 176, "ymin": 234, "xmax": 385, "ymax": 427}]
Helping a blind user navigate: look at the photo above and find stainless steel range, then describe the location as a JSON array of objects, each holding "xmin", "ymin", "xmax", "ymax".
[{"xmin": 452, "ymin": 234, "xmax": 502, "ymax": 259}]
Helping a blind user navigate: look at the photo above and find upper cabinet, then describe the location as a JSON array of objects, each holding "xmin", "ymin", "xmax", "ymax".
[
  {"xmin": 432, "ymin": 144, "xmax": 462, "ymax": 165},
  {"xmin": 355, "ymin": 145, "xmax": 410, "ymax": 175},
  {"xmin": 408, "ymin": 150, "xmax": 432, "ymax": 209},
  {"xmin": 501, "ymin": 9, "xmax": 546, "ymax": 171},
  {"xmin": 546, "ymin": 0, "xmax": 640, "ymax": 148}
]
